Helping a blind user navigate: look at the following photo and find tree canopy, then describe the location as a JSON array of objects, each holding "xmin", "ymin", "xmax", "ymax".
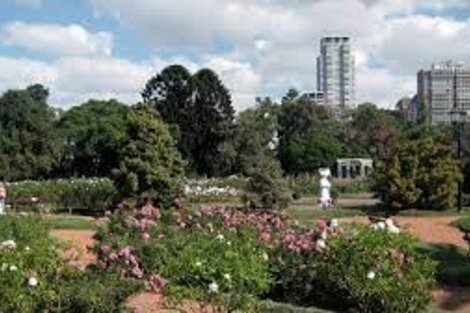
[
  {"xmin": 112, "ymin": 104, "xmax": 185, "ymax": 206},
  {"xmin": 142, "ymin": 65, "xmax": 235, "ymax": 177},
  {"xmin": 57, "ymin": 99, "xmax": 129, "ymax": 177},
  {"xmin": 0, "ymin": 85, "xmax": 60, "ymax": 181}
]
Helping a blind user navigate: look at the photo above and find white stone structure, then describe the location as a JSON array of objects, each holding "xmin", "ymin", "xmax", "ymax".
[
  {"xmin": 336, "ymin": 158, "xmax": 373, "ymax": 179},
  {"xmin": 319, "ymin": 168, "xmax": 332, "ymax": 209}
]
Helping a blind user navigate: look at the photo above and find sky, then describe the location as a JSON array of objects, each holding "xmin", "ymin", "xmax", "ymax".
[{"xmin": 0, "ymin": 0, "xmax": 470, "ymax": 111}]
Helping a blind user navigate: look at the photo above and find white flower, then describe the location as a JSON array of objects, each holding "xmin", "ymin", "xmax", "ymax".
[
  {"xmin": 367, "ymin": 271, "xmax": 376, "ymax": 280},
  {"xmin": 223, "ymin": 273, "xmax": 231, "ymax": 281},
  {"xmin": 388, "ymin": 226, "xmax": 400, "ymax": 234},
  {"xmin": 330, "ymin": 218, "xmax": 339, "ymax": 229},
  {"xmin": 262, "ymin": 252, "xmax": 269, "ymax": 262},
  {"xmin": 1, "ymin": 240, "xmax": 16, "ymax": 249},
  {"xmin": 316, "ymin": 239, "xmax": 326, "ymax": 250},
  {"xmin": 25, "ymin": 246, "xmax": 31, "ymax": 252},
  {"xmin": 226, "ymin": 241, "xmax": 231, "ymax": 246},
  {"xmin": 9, "ymin": 265, "xmax": 18, "ymax": 271},
  {"xmin": 216, "ymin": 234, "xmax": 225, "ymax": 242},
  {"xmin": 377, "ymin": 222, "xmax": 386, "ymax": 230},
  {"xmin": 208, "ymin": 282, "xmax": 219, "ymax": 293},
  {"xmin": 28, "ymin": 277, "xmax": 38, "ymax": 287},
  {"xmin": 195, "ymin": 261, "xmax": 203, "ymax": 267}
]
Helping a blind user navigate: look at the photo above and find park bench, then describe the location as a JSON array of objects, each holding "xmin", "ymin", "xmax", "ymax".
[{"xmin": 10, "ymin": 196, "xmax": 41, "ymax": 212}]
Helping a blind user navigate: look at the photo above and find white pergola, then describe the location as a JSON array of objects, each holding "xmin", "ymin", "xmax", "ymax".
[{"xmin": 336, "ymin": 158, "xmax": 373, "ymax": 179}]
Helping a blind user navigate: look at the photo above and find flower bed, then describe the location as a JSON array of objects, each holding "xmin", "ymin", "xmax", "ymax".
[
  {"xmin": 92, "ymin": 202, "xmax": 436, "ymax": 312},
  {"xmin": 0, "ymin": 215, "xmax": 140, "ymax": 312},
  {"xmin": 6, "ymin": 178, "xmax": 118, "ymax": 214}
]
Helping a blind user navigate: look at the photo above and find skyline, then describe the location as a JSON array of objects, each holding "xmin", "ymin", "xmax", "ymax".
[{"xmin": 0, "ymin": 0, "xmax": 470, "ymax": 110}]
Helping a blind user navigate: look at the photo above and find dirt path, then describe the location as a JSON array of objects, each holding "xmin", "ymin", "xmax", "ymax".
[
  {"xmin": 341, "ymin": 216, "xmax": 467, "ymax": 248},
  {"xmin": 50, "ymin": 217, "xmax": 470, "ymax": 313}
]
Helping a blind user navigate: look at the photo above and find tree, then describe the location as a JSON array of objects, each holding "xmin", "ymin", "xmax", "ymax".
[
  {"xmin": 227, "ymin": 97, "xmax": 280, "ymax": 176},
  {"xmin": 188, "ymin": 69, "xmax": 235, "ymax": 176},
  {"xmin": 277, "ymin": 93, "xmax": 344, "ymax": 174},
  {"xmin": 0, "ymin": 85, "xmax": 60, "ymax": 181},
  {"xmin": 372, "ymin": 137, "xmax": 461, "ymax": 211},
  {"xmin": 347, "ymin": 103, "xmax": 402, "ymax": 157},
  {"xmin": 112, "ymin": 104, "xmax": 185, "ymax": 207},
  {"xmin": 142, "ymin": 65, "xmax": 192, "ymax": 158},
  {"xmin": 142, "ymin": 65, "xmax": 235, "ymax": 177},
  {"xmin": 57, "ymin": 99, "xmax": 129, "ymax": 177}
]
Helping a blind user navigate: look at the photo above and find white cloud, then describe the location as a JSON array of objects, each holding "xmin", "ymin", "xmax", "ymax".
[
  {"xmin": 2, "ymin": 0, "xmax": 470, "ymax": 109},
  {"xmin": 0, "ymin": 53, "xmax": 259, "ymax": 111},
  {"xmin": 1, "ymin": 22, "xmax": 113, "ymax": 57},
  {"xmin": 0, "ymin": 56, "xmax": 56, "ymax": 90}
]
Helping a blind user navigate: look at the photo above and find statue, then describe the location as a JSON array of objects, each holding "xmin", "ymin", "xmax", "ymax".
[{"xmin": 318, "ymin": 168, "xmax": 332, "ymax": 209}]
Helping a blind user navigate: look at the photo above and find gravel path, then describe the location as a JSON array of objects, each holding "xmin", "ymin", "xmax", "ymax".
[{"xmin": 341, "ymin": 216, "xmax": 466, "ymax": 248}]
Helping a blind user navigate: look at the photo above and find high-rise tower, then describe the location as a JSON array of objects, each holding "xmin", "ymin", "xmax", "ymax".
[{"xmin": 316, "ymin": 37, "xmax": 355, "ymax": 109}]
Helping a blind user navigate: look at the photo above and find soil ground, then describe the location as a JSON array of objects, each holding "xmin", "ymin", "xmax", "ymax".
[{"xmin": 50, "ymin": 215, "xmax": 470, "ymax": 313}]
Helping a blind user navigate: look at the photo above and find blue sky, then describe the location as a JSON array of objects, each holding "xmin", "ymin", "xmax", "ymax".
[{"xmin": 1, "ymin": 0, "xmax": 470, "ymax": 110}]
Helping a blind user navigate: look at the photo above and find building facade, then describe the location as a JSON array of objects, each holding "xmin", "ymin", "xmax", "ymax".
[
  {"xmin": 305, "ymin": 91, "xmax": 325, "ymax": 106},
  {"xmin": 316, "ymin": 36, "xmax": 355, "ymax": 109},
  {"xmin": 418, "ymin": 61, "xmax": 470, "ymax": 124}
]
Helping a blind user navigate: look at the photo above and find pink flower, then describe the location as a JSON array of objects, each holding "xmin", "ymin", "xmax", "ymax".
[
  {"xmin": 147, "ymin": 274, "xmax": 167, "ymax": 293},
  {"xmin": 141, "ymin": 203, "xmax": 160, "ymax": 218},
  {"xmin": 259, "ymin": 230, "xmax": 272, "ymax": 242},
  {"xmin": 109, "ymin": 252, "xmax": 118, "ymax": 262},
  {"xmin": 100, "ymin": 244, "xmax": 111, "ymax": 254},
  {"xmin": 131, "ymin": 267, "xmax": 144, "ymax": 279}
]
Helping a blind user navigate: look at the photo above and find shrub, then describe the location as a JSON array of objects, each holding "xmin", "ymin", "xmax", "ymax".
[
  {"xmin": 92, "ymin": 204, "xmax": 275, "ymax": 312},
  {"xmin": 0, "ymin": 215, "xmax": 141, "ymax": 312},
  {"xmin": 6, "ymin": 178, "xmax": 118, "ymax": 214},
  {"xmin": 242, "ymin": 158, "xmax": 291, "ymax": 210},
  {"xmin": 272, "ymin": 225, "xmax": 436, "ymax": 313},
  {"xmin": 452, "ymin": 216, "xmax": 470, "ymax": 233},
  {"xmin": 112, "ymin": 104, "xmax": 185, "ymax": 207},
  {"xmin": 372, "ymin": 137, "xmax": 461, "ymax": 211}
]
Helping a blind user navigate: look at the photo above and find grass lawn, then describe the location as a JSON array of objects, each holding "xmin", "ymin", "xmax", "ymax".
[
  {"xmin": 287, "ymin": 206, "xmax": 470, "ymax": 226},
  {"xmin": 45, "ymin": 215, "xmax": 99, "ymax": 230}
]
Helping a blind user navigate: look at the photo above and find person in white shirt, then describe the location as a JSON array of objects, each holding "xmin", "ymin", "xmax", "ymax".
[{"xmin": 0, "ymin": 183, "xmax": 6, "ymax": 215}]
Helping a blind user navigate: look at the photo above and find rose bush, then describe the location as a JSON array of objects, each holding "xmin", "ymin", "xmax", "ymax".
[
  {"xmin": 92, "ymin": 203, "xmax": 279, "ymax": 311},
  {"xmin": 93, "ymin": 202, "xmax": 436, "ymax": 313},
  {"xmin": 6, "ymin": 178, "xmax": 117, "ymax": 214},
  {"xmin": 270, "ymin": 223, "xmax": 436, "ymax": 313},
  {"xmin": 0, "ymin": 215, "xmax": 141, "ymax": 313}
]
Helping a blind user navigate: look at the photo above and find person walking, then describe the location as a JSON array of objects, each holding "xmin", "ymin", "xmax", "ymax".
[{"xmin": 0, "ymin": 183, "xmax": 6, "ymax": 215}]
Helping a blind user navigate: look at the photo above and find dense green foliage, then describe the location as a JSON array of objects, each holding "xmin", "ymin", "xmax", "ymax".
[
  {"xmin": 6, "ymin": 178, "xmax": 117, "ymax": 214},
  {"xmin": 278, "ymin": 95, "xmax": 345, "ymax": 174},
  {"xmin": 112, "ymin": 104, "xmax": 185, "ymax": 206},
  {"xmin": 93, "ymin": 202, "xmax": 436, "ymax": 313},
  {"xmin": 57, "ymin": 99, "xmax": 129, "ymax": 177},
  {"xmin": 272, "ymin": 225, "xmax": 436, "ymax": 313},
  {"xmin": 242, "ymin": 158, "xmax": 291, "ymax": 210},
  {"xmin": 0, "ymin": 215, "xmax": 141, "ymax": 312},
  {"xmin": 373, "ymin": 137, "xmax": 461, "ymax": 210},
  {"xmin": 0, "ymin": 85, "xmax": 60, "ymax": 181},
  {"xmin": 143, "ymin": 65, "xmax": 235, "ymax": 177}
]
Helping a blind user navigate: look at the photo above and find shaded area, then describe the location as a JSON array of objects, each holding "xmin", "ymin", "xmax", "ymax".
[{"xmin": 418, "ymin": 243, "xmax": 470, "ymax": 312}]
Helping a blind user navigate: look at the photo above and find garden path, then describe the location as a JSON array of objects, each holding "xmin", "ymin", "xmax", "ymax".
[{"xmin": 340, "ymin": 216, "xmax": 466, "ymax": 248}]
